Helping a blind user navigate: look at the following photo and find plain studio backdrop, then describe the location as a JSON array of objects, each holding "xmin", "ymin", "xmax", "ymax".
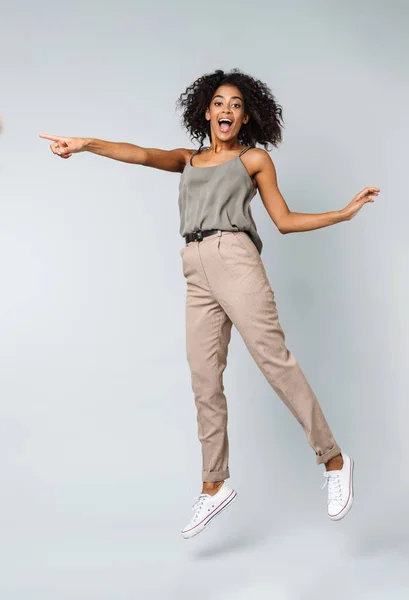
[{"xmin": 0, "ymin": 1, "xmax": 408, "ymax": 598}]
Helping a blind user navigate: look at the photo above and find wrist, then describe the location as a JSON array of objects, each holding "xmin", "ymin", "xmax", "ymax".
[
  {"xmin": 338, "ymin": 208, "xmax": 349, "ymax": 222},
  {"xmin": 82, "ymin": 138, "xmax": 92, "ymax": 151}
]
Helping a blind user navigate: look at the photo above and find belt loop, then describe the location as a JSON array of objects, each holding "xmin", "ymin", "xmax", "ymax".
[{"xmin": 217, "ymin": 229, "xmax": 222, "ymax": 249}]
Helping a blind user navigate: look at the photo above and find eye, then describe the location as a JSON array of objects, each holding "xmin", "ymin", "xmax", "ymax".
[{"xmin": 214, "ymin": 101, "xmax": 222, "ymax": 106}]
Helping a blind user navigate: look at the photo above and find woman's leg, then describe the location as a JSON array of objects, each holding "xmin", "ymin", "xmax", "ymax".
[
  {"xmin": 181, "ymin": 242, "xmax": 233, "ymax": 486},
  {"xmin": 204, "ymin": 231, "xmax": 341, "ymax": 464},
  {"xmin": 180, "ymin": 239, "xmax": 239, "ymax": 539}
]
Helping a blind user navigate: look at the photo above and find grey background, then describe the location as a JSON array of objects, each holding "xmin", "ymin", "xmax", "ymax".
[{"xmin": 1, "ymin": 0, "xmax": 408, "ymax": 598}]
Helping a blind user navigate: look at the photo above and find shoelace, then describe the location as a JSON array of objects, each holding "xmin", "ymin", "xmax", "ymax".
[
  {"xmin": 322, "ymin": 471, "xmax": 343, "ymax": 503},
  {"xmin": 191, "ymin": 494, "xmax": 209, "ymax": 514}
]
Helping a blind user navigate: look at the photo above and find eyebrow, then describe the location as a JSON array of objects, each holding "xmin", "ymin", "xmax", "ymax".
[{"xmin": 213, "ymin": 94, "xmax": 243, "ymax": 102}]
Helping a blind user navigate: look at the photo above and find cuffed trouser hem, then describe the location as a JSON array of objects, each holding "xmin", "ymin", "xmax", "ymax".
[
  {"xmin": 202, "ymin": 469, "xmax": 230, "ymax": 482},
  {"xmin": 316, "ymin": 444, "xmax": 342, "ymax": 465}
]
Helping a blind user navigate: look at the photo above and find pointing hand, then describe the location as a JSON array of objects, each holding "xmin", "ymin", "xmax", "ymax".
[{"xmin": 39, "ymin": 134, "xmax": 87, "ymax": 159}]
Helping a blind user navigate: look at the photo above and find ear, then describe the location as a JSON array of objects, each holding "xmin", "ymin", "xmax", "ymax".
[
  {"xmin": 205, "ymin": 107, "xmax": 210, "ymax": 121},
  {"xmin": 243, "ymin": 114, "xmax": 249, "ymax": 125}
]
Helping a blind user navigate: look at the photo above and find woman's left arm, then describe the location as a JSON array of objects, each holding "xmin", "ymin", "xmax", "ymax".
[{"xmin": 252, "ymin": 150, "xmax": 380, "ymax": 234}]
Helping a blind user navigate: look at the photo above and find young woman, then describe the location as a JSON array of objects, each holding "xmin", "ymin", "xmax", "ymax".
[{"xmin": 40, "ymin": 68, "xmax": 379, "ymax": 540}]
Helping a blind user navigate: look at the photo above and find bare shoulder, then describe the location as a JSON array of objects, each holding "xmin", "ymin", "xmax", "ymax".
[
  {"xmin": 242, "ymin": 147, "xmax": 275, "ymax": 176},
  {"xmin": 168, "ymin": 147, "xmax": 197, "ymax": 171}
]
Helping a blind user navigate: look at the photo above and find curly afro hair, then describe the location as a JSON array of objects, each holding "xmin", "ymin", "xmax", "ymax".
[{"xmin": 176, "ymin": 68, "xmax": 284, "ymax": 151}]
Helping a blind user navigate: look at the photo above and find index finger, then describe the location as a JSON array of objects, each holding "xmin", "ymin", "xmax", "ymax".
[{"xmin": 39, "ymin": 133, "xmax": 62, "ymax": 142}]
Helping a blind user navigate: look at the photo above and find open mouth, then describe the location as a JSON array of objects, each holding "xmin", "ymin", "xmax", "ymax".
[{"xmin": 218, "ymin": 118, "xmax": 233, "ymax": 133}]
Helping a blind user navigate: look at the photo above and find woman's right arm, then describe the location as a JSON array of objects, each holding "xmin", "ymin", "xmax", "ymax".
[{"xmin": 39, "ymin": 134, "xmax": 192, "ymax": 173}]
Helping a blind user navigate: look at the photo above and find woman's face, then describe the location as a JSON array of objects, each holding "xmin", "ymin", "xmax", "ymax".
[{"xmin": 205, "ymin": 84, "xmax": 249, "ymax": 143}]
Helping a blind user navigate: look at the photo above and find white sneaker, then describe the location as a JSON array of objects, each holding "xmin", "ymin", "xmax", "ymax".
[
  {"xmin": 181, "ymin": 482, "xmax": 237, "ymax": 539},
  {"xmin": 322, "ymin": 453, "xmax": 354, "ymax": 521}
]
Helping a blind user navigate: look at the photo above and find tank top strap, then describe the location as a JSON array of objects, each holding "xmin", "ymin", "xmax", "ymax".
[
  {"xmin": 189, "ymin": 149, "xmax": 200, "ymax": 166},
  {"xmin": 189, "ymin": 146, "xmax": 209, "ymax": 166},
  {"xmin": 239, "ymin": 145, "xmax": 252, "ymax": 157}
]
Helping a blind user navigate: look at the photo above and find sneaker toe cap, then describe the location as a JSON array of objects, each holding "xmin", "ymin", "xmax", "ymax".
[{"xmin": 328, "ymin": 499, "xmax": 346, "ymax": 517}]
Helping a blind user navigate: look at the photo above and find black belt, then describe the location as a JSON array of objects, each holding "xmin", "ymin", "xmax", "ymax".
[{"xmin": 184, "ymin": 229, "xmax": 247, "ymax": 244}]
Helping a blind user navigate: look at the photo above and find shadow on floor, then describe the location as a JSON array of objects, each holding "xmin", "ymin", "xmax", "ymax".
[{"xmin": 191, "ymin": 527, "xmax": 268, "ymax": 559}]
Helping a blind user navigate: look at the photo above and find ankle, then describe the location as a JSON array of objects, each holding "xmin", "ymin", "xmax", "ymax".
[
  {"xmin": 202, "ymin": 480, "xmax": 224, "ymax": 496},
  {"xmin": 325, "ymin": 453, "xmax": 344, "ymax": 471}
]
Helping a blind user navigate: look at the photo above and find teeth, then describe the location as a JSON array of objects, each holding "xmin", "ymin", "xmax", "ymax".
[{"xmin": 219, "ymin": 119, "xmax": 232, "ymax": 124}]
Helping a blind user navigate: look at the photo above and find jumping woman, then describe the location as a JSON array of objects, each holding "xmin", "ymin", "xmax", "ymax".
[{"xmin": 40, "ymin": 68, "xmax": 380, "ymax": 540}]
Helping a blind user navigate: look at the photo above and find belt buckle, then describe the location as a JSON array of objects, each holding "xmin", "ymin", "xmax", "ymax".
[{"xmin": 194, "ymin": 229, "xmax": 203, "ymax": 242}]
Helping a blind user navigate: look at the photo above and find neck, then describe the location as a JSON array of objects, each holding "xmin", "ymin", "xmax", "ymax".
[{"xmin": 207, "ymin": 139, "xmax": 244, "ymax": 155}]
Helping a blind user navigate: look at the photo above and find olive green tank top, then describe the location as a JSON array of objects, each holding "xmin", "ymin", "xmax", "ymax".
[{"xmin": 178, "ymin": 145, "xmax": 263, "ymax": 255}]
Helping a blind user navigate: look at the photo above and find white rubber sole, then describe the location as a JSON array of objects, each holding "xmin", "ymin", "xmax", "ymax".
[
  {"xmin": 328, "ymin": 457, "xmax": 354, "ymax": 521},
  {"xmin": 181, "ymin": 490, "xmax": 238, "ymax": 539}
]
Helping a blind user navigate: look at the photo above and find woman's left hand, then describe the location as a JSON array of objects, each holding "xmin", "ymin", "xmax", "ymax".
[{"xmin": 342, "ymin": 187, "xmax": 381, "ymax": 221}]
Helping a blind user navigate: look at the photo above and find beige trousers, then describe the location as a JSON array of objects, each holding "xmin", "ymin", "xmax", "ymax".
[{"xmin": 180, "ymin": 230, "xmax": 341, "ymax": 482}]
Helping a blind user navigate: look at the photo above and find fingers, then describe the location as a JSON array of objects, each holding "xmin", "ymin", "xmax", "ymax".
[
  {"xmin": 56, "ymin": 146, "xmax": 71, "ymax": 158},
  {"xmin": 42, "ymin": 133, "xmax": 71, "ymax": 158},
  {"xmin": 50, "ymin": 142, "xmax": 60, "ymax": 155},
  {"xmin": 49, "ymin": 141, "xmax": 71, "ymax": 158},
  {"xmin": 357, "ymin": 187, "xmax": 380, "ymax": 198},
  {"xmin": 40, "ymin": 133, "xmax": 63, "ymax": 156},
  {"xmin": 354, "ymin": 188, "xmax": 380, "ymax": 205},
  {"xmin": 59, "ymin": 145, "xmax": 72, "ymax": 158},
  {"xmin": 40, "ymin": 133, "xmax": 78, "ymax": 160},
  {"xmin": 39, "ymin": 133, "xmax": 64, "ymax": 142}
]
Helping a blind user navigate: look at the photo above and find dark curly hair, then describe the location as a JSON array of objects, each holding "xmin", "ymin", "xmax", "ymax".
[{"xmin": 176, "ymin": 68, "xmax": 284, "ymax": 151}]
